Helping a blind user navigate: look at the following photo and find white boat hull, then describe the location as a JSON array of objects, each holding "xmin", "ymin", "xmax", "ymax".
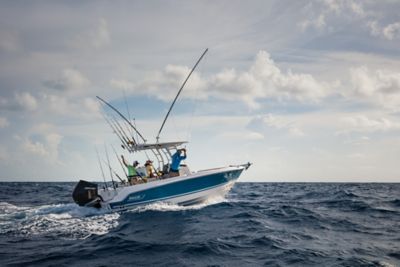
[{"xmin": 97, "ymin": 165, "xmax": 247, "ymax": 211}]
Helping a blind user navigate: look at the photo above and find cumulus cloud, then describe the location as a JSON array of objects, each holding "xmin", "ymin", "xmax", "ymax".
[
  {"xmin": 323, "ymin": 0, "xmax": 365, "ymax": 16},
  {"xmin": 43, "ymin": 68, "xmax": 90, "ymax": 94},
  {"xmin": 0, "ymin": 92, "xmax": 38, "ymax": 112},
  {"xmin": 299, "ymin": 0, "xmax": 366, "ymax": 32},
  {"xmin": 349, "ymin": 66, "xmax": 400, "ymax": 110},
  {"xmin": 20, "ymin": 123, "xmax": 63, "ymax": 160},
  {"xmin": 368, "ymin": 20, "xmax": 400, "ymax": 40},
  {"xmin": 111, "ymin": 51, "xmax": 329, "ymax": 108},
  {"xmin": 15, "ymin": 92, "xmax": 38, "ymax": 111},
  {"xmin": 382, "ymin": 22, "xmax": 400, "ymax": 40},
  {"xmin": 43, "ymin": 94, "xmax": 100, "ymax": 119}
]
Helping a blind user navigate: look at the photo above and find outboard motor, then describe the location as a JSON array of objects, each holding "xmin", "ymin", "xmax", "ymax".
[{"xmin": 72, "ymin": 180, "xmax": 102, "ymax": 208}]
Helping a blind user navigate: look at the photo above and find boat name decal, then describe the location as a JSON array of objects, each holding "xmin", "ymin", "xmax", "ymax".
[{"xmin": 127, "ymin": 194, "xmax": 146, "ymax": 202}]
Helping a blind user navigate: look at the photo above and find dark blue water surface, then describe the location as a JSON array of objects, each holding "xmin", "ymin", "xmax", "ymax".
[{"xmin": 0, "ymin": 182, "xmax": 399, "ymax": 267}]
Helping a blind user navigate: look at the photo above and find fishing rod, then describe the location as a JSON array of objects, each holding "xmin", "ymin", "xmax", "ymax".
[
  {"xmin": 104, "ymin": 144, "xmax": 116, "ymax": 190},
  {"xmin": 120, "ymin": 115, "xmax": 137, "ymax": 146},
  {"xmin": 101, "ymin": 158, "xmax": 125, "ymax": 183},
  {"xmin": 156, "ymin": 48, "xmax": 208, "ymax": 142},
  {"xmin": 102, "ymin": 112, "xmax": 129, "ymax": 149},
  {"xmin": 111, "ymin": 144, "xmax": 128, "ymax": 179},
  {"xmin": 109, "ymin": 113, "xmax": 135, "ymax": 146},
  {"xmin": 95, "ymin": 148, "xmax": 108, "ymax": 191},
  {"xmin": 97, "ymin": 96, "xmax": 146, "ymax": 143}
]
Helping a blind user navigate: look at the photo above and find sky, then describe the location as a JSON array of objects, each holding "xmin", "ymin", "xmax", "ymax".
[{"xmin": 0, "ymin": 0, "xmax": 400, "ymax": 182}]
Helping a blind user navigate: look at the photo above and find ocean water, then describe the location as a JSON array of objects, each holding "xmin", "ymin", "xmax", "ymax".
[{"xmin": 0, "ymin": 182, "xmax": 399, "ymax": 267}]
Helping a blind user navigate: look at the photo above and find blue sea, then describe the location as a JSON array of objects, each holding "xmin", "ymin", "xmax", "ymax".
[{"xmin": 0, "ymin": 182, "xmax": 399, "ymax": 267}]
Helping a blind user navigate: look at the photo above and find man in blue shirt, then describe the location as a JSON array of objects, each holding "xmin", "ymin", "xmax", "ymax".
[{"xmin": 169, "ymin": 148, "xmax": 187, "ymax": 177}]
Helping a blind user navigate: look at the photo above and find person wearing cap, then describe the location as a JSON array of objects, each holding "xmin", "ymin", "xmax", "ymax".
[
  {"xmin": 145, "ymin": 160, "xmax": 157, "ymax": 178},
  {"xmin": 169, "ymin": 148, "xmax": 187, "ymax": 178},
  {"xmin": 121, "ymin": 155, "xmax": 143, "ymax": 185}
]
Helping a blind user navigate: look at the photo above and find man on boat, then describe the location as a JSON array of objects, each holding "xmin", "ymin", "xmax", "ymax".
[
  {"xmin": 145, "ymin": 160, "xmax": 158, "ymax": 178},
  {"xmin": 169, "ymin": 148, "xmax": 187, "ymax": 177},
  {"xmin": 121, "ymin": 155, "xmax": 145, "ymax": 185}
]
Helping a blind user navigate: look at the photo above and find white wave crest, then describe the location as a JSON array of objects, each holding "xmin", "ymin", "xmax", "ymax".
[
  {"xmin": 0, "ymin": 202, "xmax": 119, "ymax": 240},
  {"xmin": 129, "ymin": 195, "xmax": 228, "ymax": 213}
]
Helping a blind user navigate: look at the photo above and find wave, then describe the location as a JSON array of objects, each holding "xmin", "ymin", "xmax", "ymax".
[
  {"xmin": 0, "ymin": 195, "xmax": 226, "ymax": 240},
  {"xmin": 0, "ymin": 202, "xmax": 119, "ymax": 239}
]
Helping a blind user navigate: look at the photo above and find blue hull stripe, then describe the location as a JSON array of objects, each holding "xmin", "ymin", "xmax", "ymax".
[{"xmin": 109, "ymin": 169, "xmax": 242, "ymax": 210}]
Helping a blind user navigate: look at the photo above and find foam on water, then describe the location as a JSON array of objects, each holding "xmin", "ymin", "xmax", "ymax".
[
  {"xmin": 0, "ymin": 201, "xmax": 119, "ymax": 239},
  {"xmin": 0, "ymin": 196, "xmax": 226, "ymax": 240},
  {"xmin": 129, "ymin": 195, "xmax": 228, "ymax": 213}
]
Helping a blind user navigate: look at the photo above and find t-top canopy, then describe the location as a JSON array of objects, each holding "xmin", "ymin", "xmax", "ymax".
[{"xmin": 128, "ymin": 141, "xmax": 187, "ymax": 152}]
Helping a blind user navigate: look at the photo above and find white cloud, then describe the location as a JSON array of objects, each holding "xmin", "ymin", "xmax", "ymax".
[
  {"xmin": 299, "ymin": 14, "xmax": 326, "ymax": 31},
  {"xmin": 349, "ymin": 66, "xmax": 400, "ymax": 110},
  {"xmin": 83, "ymin": 97, "xmax": 101, "ymax": 116},
  {"xmin": 299, "ymin": 0, "xmax": 367, "ymax": 32},
  {"xmin": 367, "ymin": 20, "xmax": 381, "ymax": 37},
  {"xmin": 210, "ymin": 50, "xmax": 329, "ymax": 106},
  {"xmin": 15, "ymin": 92, "xmax": 38, "ymax": 111},
  {"xmin": 367, "ymin": 20, "xmax": 400, "ymax": 40},
  {"xmin": 43, "ymin": 68, "xmax": 90, "ymax": 94},
  {"xmin": 43, "ymin": 94, "xmax": 101, "ymax": 119},
  {"xmin": 111, "ymin": 51, "xmax": 329, "ymax": 109},
  {"xmin": 23, "ymin": 138, "xmax": 48, "ymax": 156},
  {"xmin": 0, "ymin": 92, "xmax": 38, "ymax": 112},
  {"xmin": 323, "ymin": 0, "xmax": 366, "ymax": 17},
  {"xmin": 383, "ymin": 21, "xmax": 400, "ymax": 40},
  {"xmin": 21, "ymin": 124, "xmax": 63, "ymax": 161},
  {"xmin": 0, "ymin": 117, "xmax": 9, "ymax": 128},
  {"xmin": 250, "ymin": 114, "xmax": 305, "ymax": 137}
]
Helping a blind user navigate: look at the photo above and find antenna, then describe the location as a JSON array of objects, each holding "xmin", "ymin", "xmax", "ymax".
[{"xmin": 156, "ymin": 48, "xmax": 208, "ymax": 142}]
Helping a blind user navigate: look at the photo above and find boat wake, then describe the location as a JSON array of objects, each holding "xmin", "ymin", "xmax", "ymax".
[
  {"xmin": 0, "ymin": 196, "xmax": 226, "ymax": 240},
  {"xmin": 0, "ymin": 201, "xmax": 119, "ymax": 240}
]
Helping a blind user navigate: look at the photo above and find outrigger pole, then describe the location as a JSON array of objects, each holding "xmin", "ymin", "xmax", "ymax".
[
  {"xmin": 96, "ymin": 96, "xmax": 147, "ymax": 143},
  {"xmin": 95, "ymin": 147, "xmax": 108, "ymax": 191},
  {"xmin": 156, "ymin": 48, "xmax": 208, "ymax": 142}
]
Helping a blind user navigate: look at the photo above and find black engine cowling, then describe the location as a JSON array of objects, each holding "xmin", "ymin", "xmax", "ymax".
[{"xmin": 72, "ymin": 180, "xmax": 101, "ymax": 208}]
